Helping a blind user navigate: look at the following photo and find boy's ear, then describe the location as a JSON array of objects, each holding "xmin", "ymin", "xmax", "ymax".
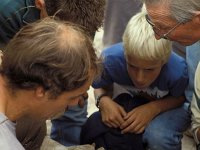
[{"xmin": 193, "ymin": 11, "xmax": 200, "ymax": 25}]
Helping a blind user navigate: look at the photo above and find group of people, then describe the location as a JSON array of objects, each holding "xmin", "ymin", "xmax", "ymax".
[{"xmin": 1, "ymin": 0, "xmax": 200, "ymax": 150}]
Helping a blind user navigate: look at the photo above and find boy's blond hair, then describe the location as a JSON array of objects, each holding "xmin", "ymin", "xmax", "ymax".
[{"xmin": 123, "ymin": 9, "xmax": 172, "ymax": 64}]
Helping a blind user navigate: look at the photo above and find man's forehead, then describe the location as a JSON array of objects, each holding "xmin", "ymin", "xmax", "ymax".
[
  {"xmin": 146, "ymin": 3, "xmax": 171, "ymax": 18},
  {"xmin": 145, "ymin": 4, "xmax": 175, "ymax": 25}
]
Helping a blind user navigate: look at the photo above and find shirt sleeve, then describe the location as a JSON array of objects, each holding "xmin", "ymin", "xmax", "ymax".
[{"xmin": 191, "ymin": 63, "xmax": 200, "ymax": 144}]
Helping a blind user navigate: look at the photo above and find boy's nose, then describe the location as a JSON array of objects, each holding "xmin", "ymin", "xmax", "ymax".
[{"xmin": 136, "ymin": 71, "xmax": 144, "ymax": 83}]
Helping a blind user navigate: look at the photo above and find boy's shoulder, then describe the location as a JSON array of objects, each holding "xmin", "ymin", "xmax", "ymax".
[
  {"xmin": 165, "ymin": 52, "xmax": 186, "ymax": 72},
  {"xmin": 160, "ymin": 52, "xmax": 187, "ymax": 81},
  {"xmin": 152, "ymin": 52, "xmax": 188, "ymax": 97}
]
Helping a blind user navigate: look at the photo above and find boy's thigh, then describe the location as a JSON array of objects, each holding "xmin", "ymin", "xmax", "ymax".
[{"xmin": 143, "ymin": 105, "xmax": 191, "ymax": 150}]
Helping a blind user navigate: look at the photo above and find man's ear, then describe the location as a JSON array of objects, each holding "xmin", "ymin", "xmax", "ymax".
[
  {"xmin": 35, "ymin": 0, "xmax": 45, "ymax": 10},
  {"xmin": 35, "ymin": 87, "xmax": 45, "ymax": 98},
  {"xmin": 35, "ymin": 0, "xmax": 48, "ymax": 18},
  {"xmin": 193, "ymin": 11, "xmax": 200, "ymax": 25}
]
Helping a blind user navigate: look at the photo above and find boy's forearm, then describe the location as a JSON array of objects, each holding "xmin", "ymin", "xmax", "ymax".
[
  {"xmin": 94, "ymin": 85, "xmax": 113, "ymax": 98},
  {"xmin": 150, "ymin": 95, "xmax": 185, "ymax": 114},
  {"xmin": 94, "ymin": 85, "xmax": 113, "ymax": 107}
]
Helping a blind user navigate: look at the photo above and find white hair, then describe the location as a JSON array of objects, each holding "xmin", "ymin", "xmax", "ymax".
[
  {"xmin": 123, "ymin": 9, "xmax": 172, "ymax": 64},
  {"xmin": 143, "ymin": 0, "xmax": 200, "ymax": 23}
]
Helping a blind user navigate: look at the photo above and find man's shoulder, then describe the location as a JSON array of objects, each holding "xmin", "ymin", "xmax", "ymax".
[{"xmin": 0, "ymin": 0, "xmax": 39, "ymax": 43}]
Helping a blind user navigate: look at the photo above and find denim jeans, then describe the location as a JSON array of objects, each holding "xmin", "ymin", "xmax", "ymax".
[
  {"xmin": 143, "ymin": 103, "xmax": 191, "ymax": 150},
  {"xmin": 51, "ymin": 101, "xmax": 88, "ymax": 146}
]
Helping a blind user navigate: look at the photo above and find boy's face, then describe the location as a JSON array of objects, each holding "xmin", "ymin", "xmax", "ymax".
[
  {"xmin": 126, "ymin": 55, "xmax": 163, "ymax": 89},
  {"xmin": 29, "ymin": 70, "xmax": 94, "ymax": 120}
]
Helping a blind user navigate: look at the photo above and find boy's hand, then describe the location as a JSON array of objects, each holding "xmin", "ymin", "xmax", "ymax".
[
  {"xmin": 99, "ymin": 97, "xmax": 127, "ymax": 128},
  {"xmin": 120, "ymin": 102, "xmax": 159, "ymax": 134}
]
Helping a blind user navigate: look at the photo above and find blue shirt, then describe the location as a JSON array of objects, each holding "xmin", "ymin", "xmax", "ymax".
[{"xmin": 93, "ymin": 43, "xmax": 188, "ymax": 99}]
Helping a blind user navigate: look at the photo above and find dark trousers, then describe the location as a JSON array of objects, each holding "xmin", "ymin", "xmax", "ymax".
[
  {"xmin": 81, "ymin": 93, "xmax": 149, "ymax": 150},
  {"xmin": 16, "ymin": 116, "xmax": 47, "ymax": 150}
]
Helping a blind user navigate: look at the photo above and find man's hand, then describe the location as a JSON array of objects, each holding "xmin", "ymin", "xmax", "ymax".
[
  {"xmin": 99, "ymin": 96, "xmax": 127, "ymax": 128},
  {"xmin": 120, "ymin": 102, "xmax": 159, "ymax": 134}
]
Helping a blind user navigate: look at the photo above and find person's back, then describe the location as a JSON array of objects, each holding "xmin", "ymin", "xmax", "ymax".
[
  {"xmin": 0, "ymin": 0, "xmax": 40, "ymax": 46},
  {"xmin": 0, "ymin": 0, "xmax": 105, "ymax": 48}
]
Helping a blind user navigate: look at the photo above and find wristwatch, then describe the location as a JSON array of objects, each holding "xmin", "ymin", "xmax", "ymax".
[{"xmin": 95, "ymin": 93, "xmax": 107, "ymax": 108}]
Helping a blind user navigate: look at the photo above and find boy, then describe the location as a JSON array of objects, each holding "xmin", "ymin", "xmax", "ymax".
[{"xmin": 81, "ymin": 10, "xmax": 191, "ymax": 150}]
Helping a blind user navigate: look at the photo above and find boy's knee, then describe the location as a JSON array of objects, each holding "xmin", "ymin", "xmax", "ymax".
[{"xmin": 144, "ymin": 124, "xmax": 182, "ymax": 150}]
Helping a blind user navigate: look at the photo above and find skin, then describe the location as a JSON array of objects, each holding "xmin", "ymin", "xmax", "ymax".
[
  {"xmin": 145, "ymin": 3, "xmax": 200, "ymax": 46},
  {"xmin": 0, "ymin": 70, "xmax": 94, "ymax": 122},
  {"xmin": 35, "ymin": 0, "xmax": 48, "ymax": 18},
  {"xmin": 95, "ymin": 56, "xmax": 185, "ymax": 133},
  {"xmin": 126, "ymin": 55, "xmax": 163, "ymax": 89}
]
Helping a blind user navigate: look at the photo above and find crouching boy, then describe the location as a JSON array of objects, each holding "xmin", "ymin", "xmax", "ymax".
[{"xmin": 81, "ymin": 10, "xmax": 191, "ymax": 150}]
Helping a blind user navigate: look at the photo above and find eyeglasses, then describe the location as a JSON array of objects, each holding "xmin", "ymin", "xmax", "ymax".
[{"xmin": 145, "ymin": 14, "xmax": 182, "ymax": 39}]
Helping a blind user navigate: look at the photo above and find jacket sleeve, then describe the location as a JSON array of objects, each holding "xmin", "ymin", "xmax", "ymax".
[{"xmin": 191, "ymin": 62, "xmax": 200, "ymax": 144}]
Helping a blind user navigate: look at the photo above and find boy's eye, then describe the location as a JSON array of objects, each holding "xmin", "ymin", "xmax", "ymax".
[
  {"xmin": 128, "ymin": 64, "xmax": 136, "ymax": 69},
  {"xmin": 145, "ymin": 68, "xmax": 154, "ymax": 72}
]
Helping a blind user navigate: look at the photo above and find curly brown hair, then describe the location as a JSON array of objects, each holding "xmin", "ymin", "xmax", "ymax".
[{"xmin": 44, "ymin": 0, "xmax": 105, "ymax": 37}]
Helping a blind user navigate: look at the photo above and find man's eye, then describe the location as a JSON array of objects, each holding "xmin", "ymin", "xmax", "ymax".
[{"xmin": 160, "ymin": 26, "xmax": 171, "ymax": 31}]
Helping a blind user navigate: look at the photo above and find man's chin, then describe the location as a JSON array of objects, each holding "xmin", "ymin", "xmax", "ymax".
[{"xmin": 177, "ymin": 41, "xmax": 198, "ymax": 46}]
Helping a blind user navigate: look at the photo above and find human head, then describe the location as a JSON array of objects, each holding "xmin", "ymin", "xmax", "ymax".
[
  {"xmin": 1, "ymin": 18, "xmax": 100, "ymax": 99},
  {"xmin": 123, "ymin": 10, "xmax": 172, "ymax": 89},
  {"xmin": 35, "ymin": 0, "xmax": 105, "ymax": 37},
  {"xmin": 142, "ymin": 0, "xmax": 200, "ymax": 45}
]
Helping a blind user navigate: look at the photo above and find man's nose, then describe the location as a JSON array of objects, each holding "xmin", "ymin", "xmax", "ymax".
[{"xmin": 155, "ymin": 33, "xmax": 162, "ymax": 40}]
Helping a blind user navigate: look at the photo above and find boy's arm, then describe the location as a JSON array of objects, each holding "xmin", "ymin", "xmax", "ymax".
[
  {"xmin": 147, "ymin": 95, "xmax": 185, "ymax": 114},
  {"xmin": 120, "ymin": 95, "xmax": 185, "ymax": 134},
  {"xmin": 94, "ymin": 85, "xmax": 127, "ymax": 128}
]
